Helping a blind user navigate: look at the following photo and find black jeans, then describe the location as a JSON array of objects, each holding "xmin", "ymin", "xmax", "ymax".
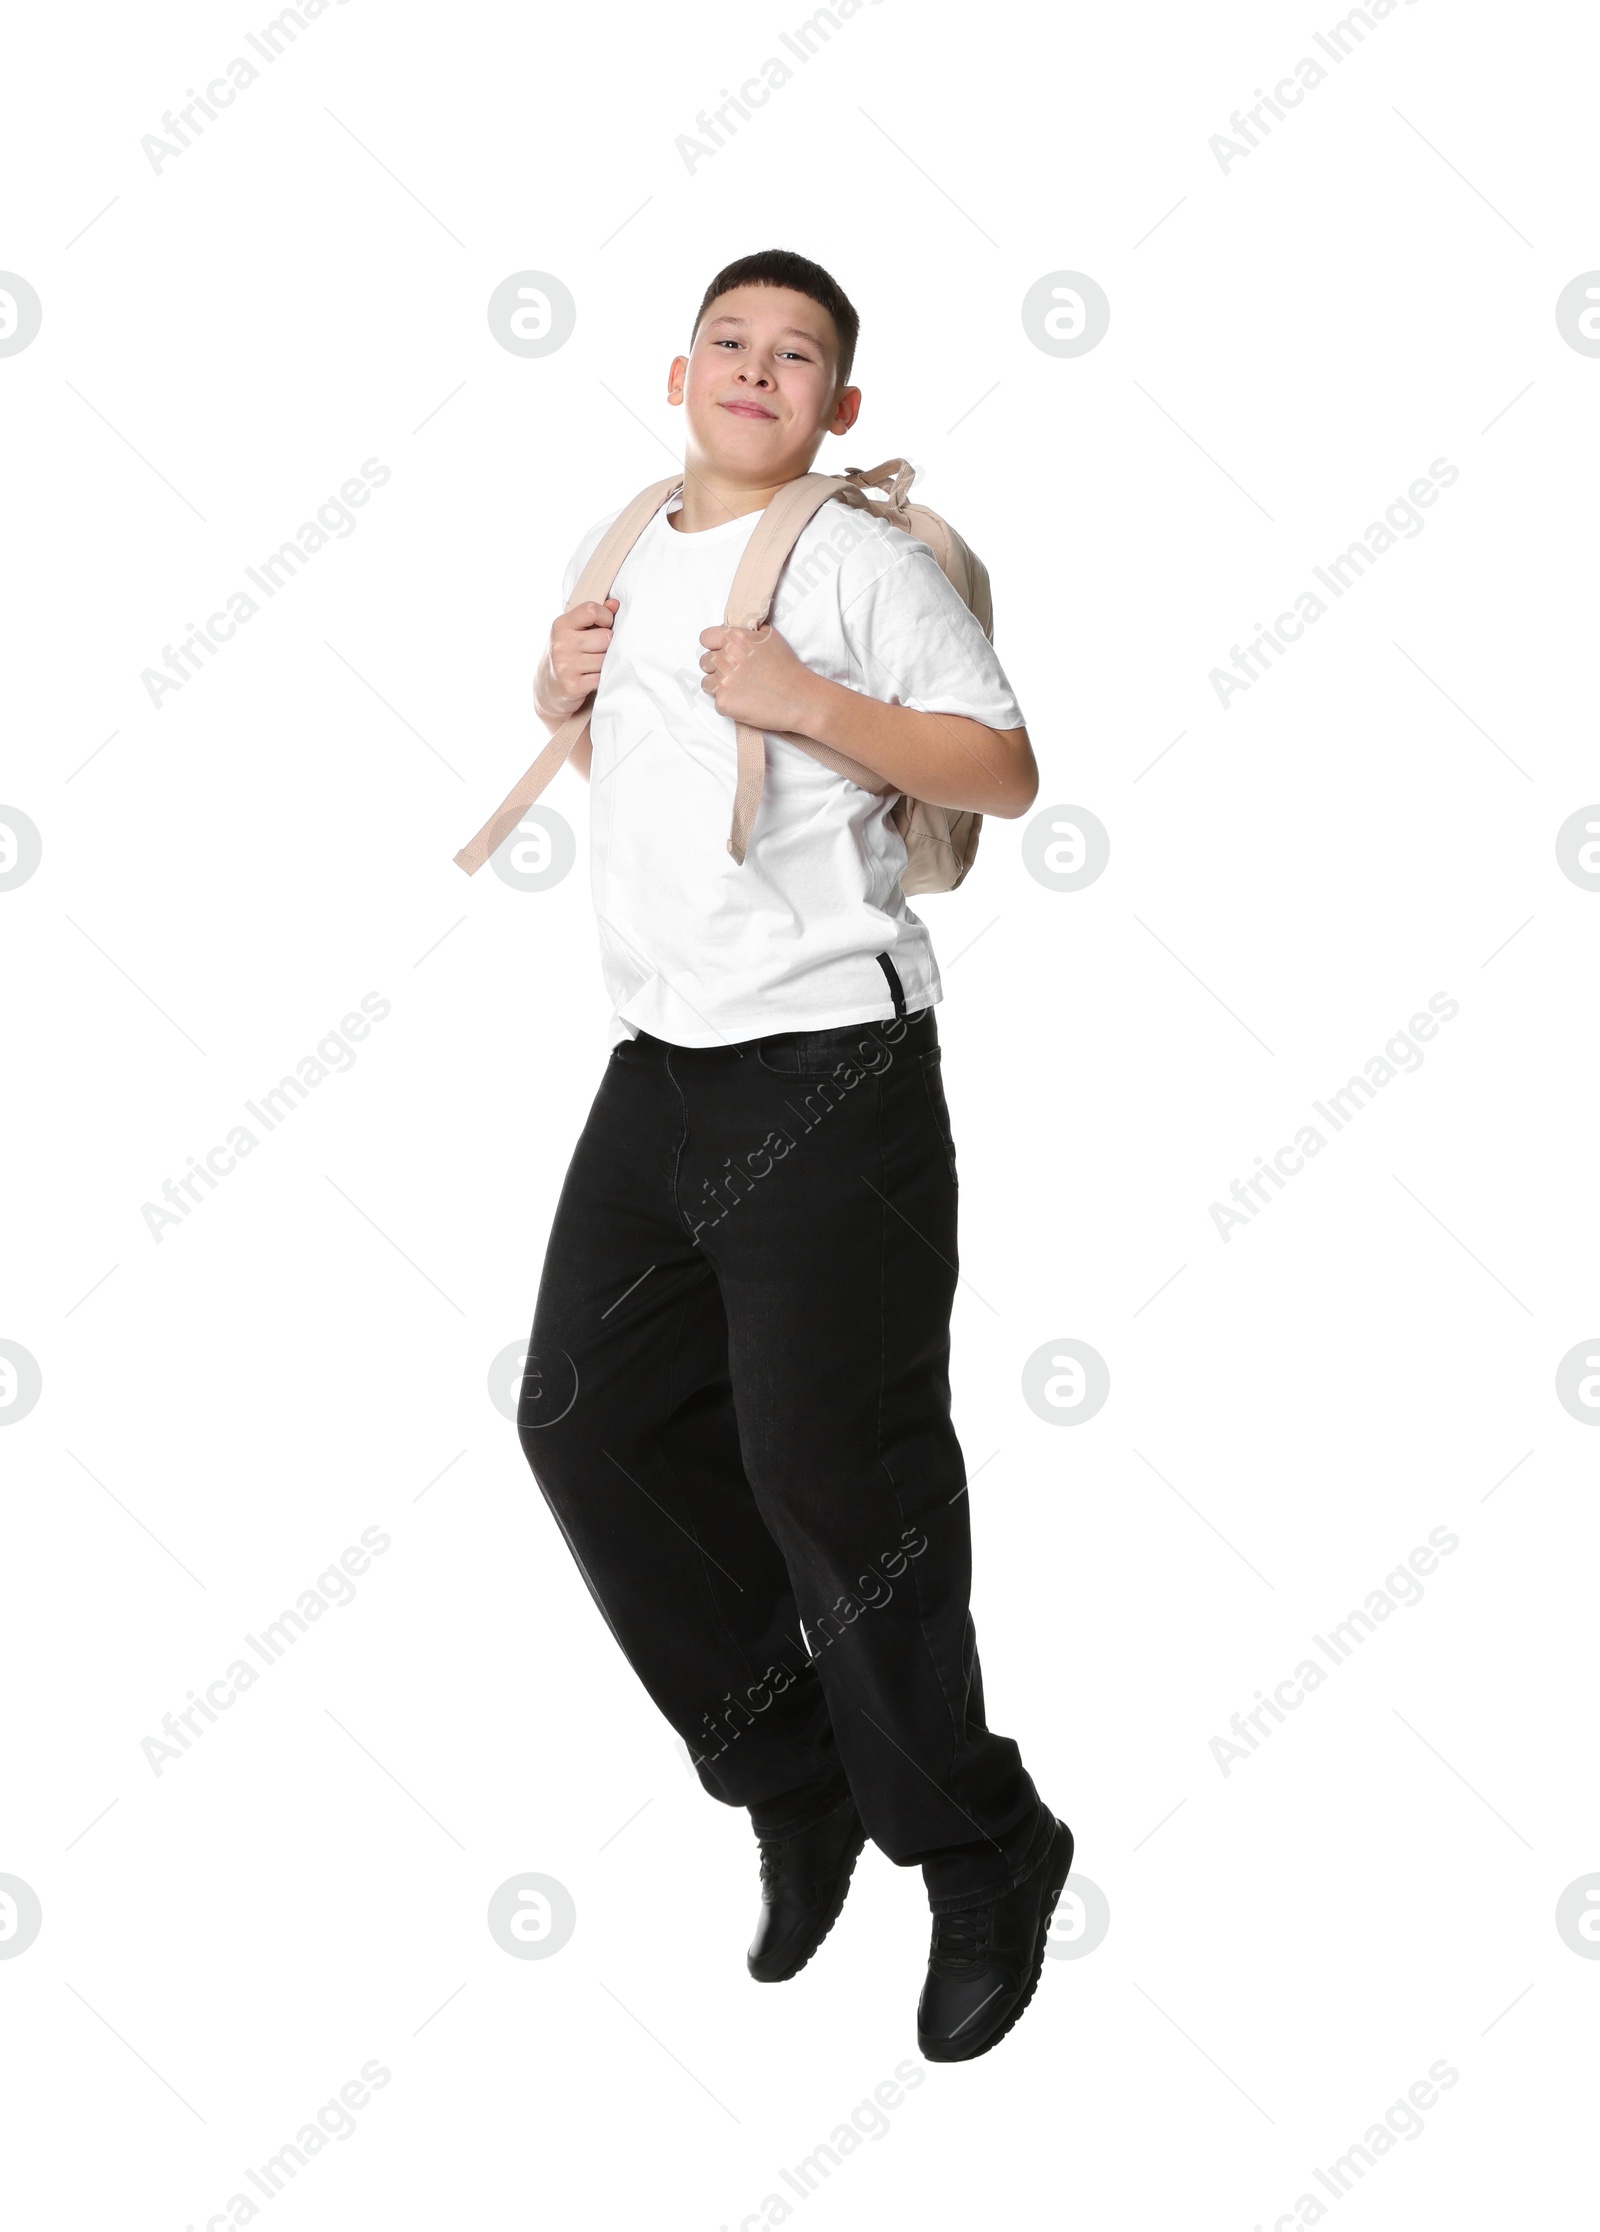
[{"xmin": 517, "ymin": 995, "xmax": 1050, "ymax": 1910}]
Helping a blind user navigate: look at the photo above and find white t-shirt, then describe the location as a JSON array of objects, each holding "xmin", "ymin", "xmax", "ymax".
[{"xmin": 558, "ymin": 487, "xmax": 1027, "ymax": 1048}]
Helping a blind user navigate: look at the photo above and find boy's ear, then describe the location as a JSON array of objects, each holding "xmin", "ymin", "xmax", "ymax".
[{"xmin": 666, "ymin": 352, "xmax": 688, "ymax": 404}]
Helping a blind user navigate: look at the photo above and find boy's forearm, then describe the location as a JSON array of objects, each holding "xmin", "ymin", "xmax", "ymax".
[
  {"xmin": 534, "ymin": 652, "xmax": 593, "ymax": 779},
  {"xmin": 794, "ymin": 672, "xmax": 1037, "ymax": 819}
]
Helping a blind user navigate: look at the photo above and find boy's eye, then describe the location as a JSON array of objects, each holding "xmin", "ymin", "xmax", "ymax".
[{"xmin": 711, "ymin": 339, "xmax": 808, "ymax": 360}]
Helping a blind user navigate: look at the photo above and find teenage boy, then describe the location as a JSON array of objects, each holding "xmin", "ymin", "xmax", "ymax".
[{"xmin": 516, "ymin": 249, "xmax": 1070, "ymax": 2062}]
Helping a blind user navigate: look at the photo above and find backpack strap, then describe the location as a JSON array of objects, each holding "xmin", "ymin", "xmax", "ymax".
[
  {"xmin": 719, "ymin": 467, "xmax": 932, "ymax": 858},
  {"xmin": 836, "ymin": 455, "xmax": 916, "ymax": 523},
  {"xmin": 721, "ymin": 472, "xmax": 861, "ymax": 861},
  {"xmin": 721, "ymin": 462, "xmax": 927, "ymax": 859},
  {"xmin": 454, "ymin": 466, "xmax": 895, "ymax": 875},
  {"xmin": 452, "ymin": 474, "xmax": 683, "ymax": 875}
]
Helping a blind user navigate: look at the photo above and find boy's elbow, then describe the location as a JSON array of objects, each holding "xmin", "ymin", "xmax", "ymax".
[
  {"xmin": 991, "ymin": 727, "xmax": 1038, "ymax": 819},
  {"xmin": 1008, "ymin": 761, "xmax": 1040, "ymax": 819}
]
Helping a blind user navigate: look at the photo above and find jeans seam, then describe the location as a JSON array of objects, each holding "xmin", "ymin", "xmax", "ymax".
[
  {"xmin": 655, "ymin": 1054, "xmax": 772, "ymax": 1708},
  {"xmin": 662, "ymin": 1280, "xmax": 768, "ymax": 1700},
  {"xmin": 877, "ymin": 1065, "xmax": 1007, "ymax": 1881},
  {"xmin": 870, "ymin": 1073, "xmax": 967, "ymax": 1789},
  {"xmin": 663, "ymin": 1047, "xmax": 690, "ymax": 1230},
  {"xmin": 919, "ymin": 1052, "xmax": 959, "ymax": 1187}
]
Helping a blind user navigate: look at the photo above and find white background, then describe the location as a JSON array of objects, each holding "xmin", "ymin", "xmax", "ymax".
[{"xmin": 3, "ymin": 0, "xmax": 1597, "ymax": 2225}]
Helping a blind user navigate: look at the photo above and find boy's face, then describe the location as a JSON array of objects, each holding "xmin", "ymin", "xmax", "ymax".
[{"xmin": 668, "ymin": 283, "xmax": 859, "ymax": 481}]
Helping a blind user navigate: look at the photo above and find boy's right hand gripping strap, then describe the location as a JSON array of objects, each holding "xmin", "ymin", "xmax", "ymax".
[
  {"xmin": 721, "ymin": 473, "xmax": 861, "ymax": 865},
  {"xmin": 452, "ymin": 474, "xmax": 684, "ymax": 876}
]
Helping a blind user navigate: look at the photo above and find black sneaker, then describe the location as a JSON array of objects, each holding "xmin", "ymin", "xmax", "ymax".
[
  {"xmin": 747, "ymin": 1793, "xmax": 868, "ymax": 1983},
  {"xmin": 916, "ymin": 1816, "xmax": 1074, "ymax": 2062}
]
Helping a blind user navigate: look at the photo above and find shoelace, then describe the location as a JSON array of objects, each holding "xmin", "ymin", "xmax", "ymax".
[
  {"xmin": 930, "ymin": 1905, "xmax": 991, "ymax": 1967},
  {"xmin": 757, "ymin": 1841, "xmax": 785, "ymax": 1899}
]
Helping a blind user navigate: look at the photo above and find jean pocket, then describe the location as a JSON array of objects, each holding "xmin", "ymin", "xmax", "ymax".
[
  {"xmin": 756, "ymin": 1022, "xmax": 896, "ymax": 1078},
  {"xmin": 918, "ymin": 1047, "xmax": 958, "ymax": 1185}
]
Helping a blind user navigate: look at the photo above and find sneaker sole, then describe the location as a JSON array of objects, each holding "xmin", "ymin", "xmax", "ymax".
[
  {"xmin": 917, "ymin": 1817, "xmax": 1075, "ymax": 2063},
  {"xmin": 747, "ymin": 1814, "xmax": 869, "ymax": 1984}
]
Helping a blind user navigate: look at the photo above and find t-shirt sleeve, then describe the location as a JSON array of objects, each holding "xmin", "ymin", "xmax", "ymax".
[{"xmin": 835, "ymin": 522, "xmax": 1027, "ymax": 731}]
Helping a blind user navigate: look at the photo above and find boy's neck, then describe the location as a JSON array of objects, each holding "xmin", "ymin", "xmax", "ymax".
[{"xmin": 669, "ymin": 463, "xmax": 810, "ymax": 534}]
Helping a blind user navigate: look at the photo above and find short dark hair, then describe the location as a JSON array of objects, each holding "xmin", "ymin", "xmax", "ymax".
[{"xmin": 689, "ymin": 249, "xmax": 859, "ymax": 389}]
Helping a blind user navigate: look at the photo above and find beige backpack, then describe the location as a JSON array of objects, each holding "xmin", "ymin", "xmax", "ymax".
[{"xmin": 453, "ymin": 456, "xmax": 991, "ymax": 894}]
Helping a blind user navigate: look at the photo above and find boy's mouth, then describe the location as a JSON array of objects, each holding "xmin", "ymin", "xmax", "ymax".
[{"xmin": 720, "ymin": 400, "xmax": 777, "ymax": 419}]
